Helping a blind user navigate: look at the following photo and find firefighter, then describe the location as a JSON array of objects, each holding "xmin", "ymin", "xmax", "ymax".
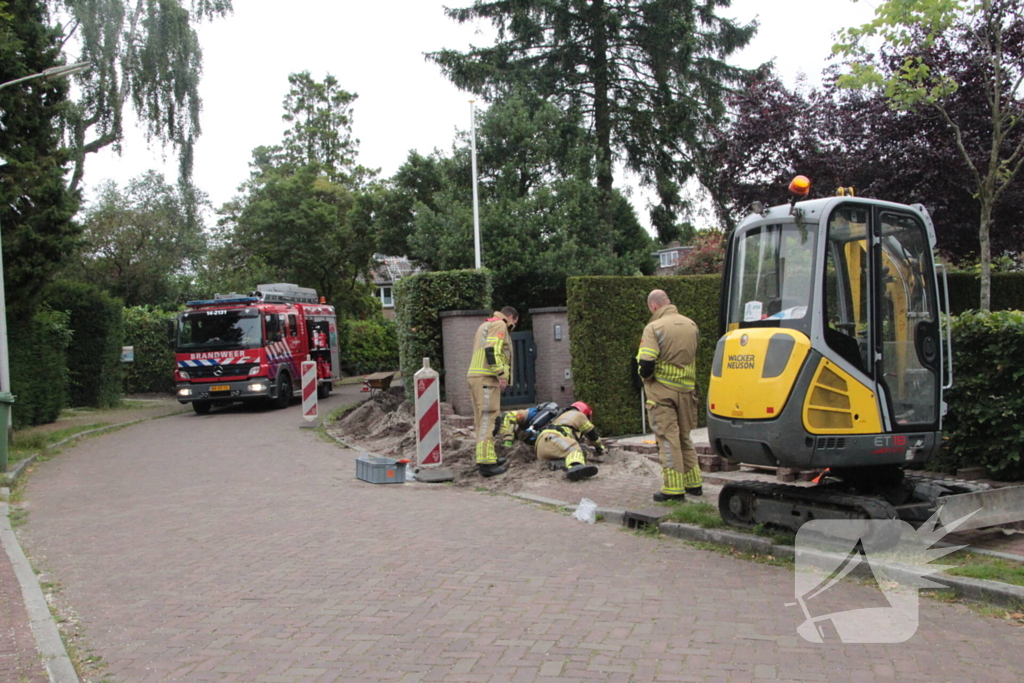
[
  {"xmin": 637, "ymin": 289, "xmax": 702, "ymax": 501},
  {"xmin": 467, "ymin": 306, "xmax": 518, "ymax": 477},
  {"xmin": 496, "ymin": 402, "xmax": 560, "ymax": 447},
  {"xmin": 534, "ymin": 402, "xmax": 605, "ymax": 481}
]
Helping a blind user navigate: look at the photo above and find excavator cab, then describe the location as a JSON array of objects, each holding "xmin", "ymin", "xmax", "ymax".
[
  {"xmin": 705, "ymin": 185, "xmax": 1024, "ymax": 534},
  {"xmin": 709, "ymin": 194, "xmax": 946, "ymax": 473}
]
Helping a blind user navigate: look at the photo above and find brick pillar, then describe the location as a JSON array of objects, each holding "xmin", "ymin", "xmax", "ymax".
[
  {"xmin": 440, "ymin": 309, "xmax": 492, "ymax": 416},
  {"xmin": 529, "ymin": 307, "xmax": 575, "ymax": 408}
]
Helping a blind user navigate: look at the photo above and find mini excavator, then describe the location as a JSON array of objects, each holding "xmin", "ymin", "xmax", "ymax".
[{"xmin": 708, "ymin": 177, "xmax": 1024, "ymax": 537}]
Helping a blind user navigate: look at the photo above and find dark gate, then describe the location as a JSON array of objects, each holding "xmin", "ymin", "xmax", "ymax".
[{"xmin": 502, "ymin": 331, "xmax": 536, "ymax": 407}]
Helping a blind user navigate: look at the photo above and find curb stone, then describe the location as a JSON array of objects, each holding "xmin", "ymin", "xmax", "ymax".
[{"xmin": 1, "ymin": 496, "xmax": 80, "ymax": 683}]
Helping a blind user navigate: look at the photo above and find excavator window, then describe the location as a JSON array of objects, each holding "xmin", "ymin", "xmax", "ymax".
[{"xmin": 727, "ymin": 224, "xmax": 814, "ymax": 334}]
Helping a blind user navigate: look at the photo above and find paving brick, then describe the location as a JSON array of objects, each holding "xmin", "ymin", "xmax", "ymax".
[{"xmin": 12, "ymin": 385, "xmax": 1024, "ymax": 682}]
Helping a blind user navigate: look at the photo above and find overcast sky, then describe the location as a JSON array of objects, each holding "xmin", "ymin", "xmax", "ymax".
[{"xmin": 82, "ymin": 0, "xmax": 879, "ymax": 224}]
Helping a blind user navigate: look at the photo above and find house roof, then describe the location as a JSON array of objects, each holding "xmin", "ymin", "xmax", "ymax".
[{"xmin": 371, "ymin": 254, "xmax": 421, "ymax": 285}]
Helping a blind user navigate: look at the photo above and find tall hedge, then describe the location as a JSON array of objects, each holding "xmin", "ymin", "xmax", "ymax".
[
  {"xmin": 568, "ymin": 275, "xmax": 721, "ymax": 436},
  {"xmin": 8, "ymin": 307, "xmax": 71, "ymax": 428},
  {"xmin": 123, "ymin": 306, "xmax": 176, "ymax": 394},
  {"xmin": 340, "ymin": 318, "xmax": 400, "ymax": 376},
  {"xmin": 943, "ymin": 272, "xmax": 1024, "ymax": 314},
  {"xmin": 936, "ymin": 310, "xmax": 1024, "ymax": 480},
  {"xmin": 45, "ymin": 281, "xmax": 124, "ymax": 408},
  {"xmin": 394, "ymin": 269, "xmax": 491, "ymax": 399}
]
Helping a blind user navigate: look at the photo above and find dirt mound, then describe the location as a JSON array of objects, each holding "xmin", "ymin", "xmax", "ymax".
[{"xmin": 328, "ymin": 393, "xmax": 662, "ymax": 495}]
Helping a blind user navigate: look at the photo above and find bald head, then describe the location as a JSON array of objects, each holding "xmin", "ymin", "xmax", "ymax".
[{"xmin": 648, "ymin": 289, "xmax": 670, "ymax": 312}]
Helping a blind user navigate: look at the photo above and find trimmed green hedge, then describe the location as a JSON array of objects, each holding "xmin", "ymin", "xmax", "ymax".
[
  {"xmin": 123, "ymin": 306, "xmax": 176, "ymax": 394},
  {"xmin": 340, "ymin": 318, "xmax": 400, "ymax": 376},
  {"xmin": 936, "ymin": 310, "xmax": 1024, "ymax": 480},
  {"xmin": 944, "ymin": 272, "xmax": 1024, "ymax": 314},
  {"xmin": 9, "ymin": 307, "xmax": 71, "ymax": 428},
  {"xmin": 45, "ymin": 281, "xmax": 124, "ymax": 408},
  {"xmin": 395, "ymin": 269, "xmax": 491, "ymax": 399},
  {"xmin": 568, "ymin": 275, "xmax": 721, "ymax": 436}
]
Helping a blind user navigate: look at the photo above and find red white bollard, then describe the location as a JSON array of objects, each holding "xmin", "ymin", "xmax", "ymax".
[
  {"xmin": 301, "ymin": 360, "xmax": 318, "ymax": 422},
  {"xmin": 414, "ymin": 357, "xmax": 442, "ymax": 467}
]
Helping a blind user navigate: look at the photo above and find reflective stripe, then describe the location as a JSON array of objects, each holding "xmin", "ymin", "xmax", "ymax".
[
  {"xmin": 661, "ymin": 467, "xmax": 686, "ymax": 495},
  {"xmin": 683, "ymin": 465, "xmax": 703, "ymax": 489},
  {"xmin": 653, "ymin": 360, "xmax": 696, "ymax": 390}
]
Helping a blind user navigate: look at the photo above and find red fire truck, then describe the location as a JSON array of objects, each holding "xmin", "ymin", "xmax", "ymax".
[{"xmin": 174, "ymin": 283, "xmax": 341, "ymax": 414}]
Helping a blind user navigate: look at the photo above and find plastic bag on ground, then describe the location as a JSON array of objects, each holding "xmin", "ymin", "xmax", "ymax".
[{"xmin": 572, "ymin": 498, "xmax": 598, "ymax": 524}]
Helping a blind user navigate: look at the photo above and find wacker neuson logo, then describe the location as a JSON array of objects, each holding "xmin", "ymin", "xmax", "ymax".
[{"xmin": 788, "ymin": 510, "xmax": 978, "ymax": 643}]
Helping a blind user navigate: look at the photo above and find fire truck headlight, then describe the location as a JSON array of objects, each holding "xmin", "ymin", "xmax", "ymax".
[
  {"xmin": 179, "ymin": 370, "xmax": 190, "ymax": 380},
  {"xmin": 177, "ymin": 388, "xmax": 192, "ymax": 397},
  {"xmin": 248, "ymin": 366, "xmax": 260, "ymax": 376},
  {"xmin": 248, "ymin": 382, "xmax": 267, "ymax": 393}
]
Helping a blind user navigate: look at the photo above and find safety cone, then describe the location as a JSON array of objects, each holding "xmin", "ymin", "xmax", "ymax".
[{"xmin": 361, "ymin": 376, "xmax": 370, "ymax": 392}]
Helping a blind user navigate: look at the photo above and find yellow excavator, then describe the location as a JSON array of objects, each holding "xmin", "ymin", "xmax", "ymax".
[{"xmin": 708, "ymin": 177, "xmax": 1024, "ymax": 534}]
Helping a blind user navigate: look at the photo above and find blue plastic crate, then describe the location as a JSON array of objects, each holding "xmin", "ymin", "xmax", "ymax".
[{"xmin": 355, "ymin": 454, "xmax": 407, "ymax": 484}]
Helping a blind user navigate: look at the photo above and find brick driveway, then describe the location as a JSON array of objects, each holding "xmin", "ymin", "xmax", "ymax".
[{"xmin": 18, "ymin": 387, "xmax": 1024, "ymax": 682}]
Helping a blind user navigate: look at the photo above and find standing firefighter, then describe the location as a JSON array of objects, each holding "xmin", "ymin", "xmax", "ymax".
[
  {"xmin": 637, "ymin": 289, "xmax": 702, "ymax": 501},
  {"xmin": 535, "ymin": 402, "xmax": 605, "ymax": 481},
  {"xmin": 467, "ymin": 307, "xmax": 518, "ymax": 477}
]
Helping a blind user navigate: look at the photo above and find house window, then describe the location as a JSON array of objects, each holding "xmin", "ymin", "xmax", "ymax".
[
  {"xmin": 660, "ymin": 251, "xmax": 679, "ymax": 268},
  {"xmin": 379, "ymin": 286, "xmax": 394, "ymax": 308}
]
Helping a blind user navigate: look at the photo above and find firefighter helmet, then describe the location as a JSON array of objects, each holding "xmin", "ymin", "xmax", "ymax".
[{"xmin": 570, "ymin": 401, "xmax": 592, "ymax": 418}]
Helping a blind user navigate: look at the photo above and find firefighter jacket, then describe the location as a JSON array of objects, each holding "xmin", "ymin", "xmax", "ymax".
[
  {"xmin": 467, "ymin": 311, "xmax": 514, "ymax": 382},
  {"xmin": 636, "ymin": 304, "xmax": 699, "ymax": 392},
  {"xmin": 539, "ymin": 409, "xmax": 602, "ymax": 449}
]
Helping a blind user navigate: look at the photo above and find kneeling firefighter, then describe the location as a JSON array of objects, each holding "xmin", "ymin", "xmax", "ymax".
[
  {"xmin": 496, "ymin": 402, "xmax": 561, "ymax": 447},
  {"xmin": 535, "ymin": 402, "xmax": 605, "ymax": 481}
]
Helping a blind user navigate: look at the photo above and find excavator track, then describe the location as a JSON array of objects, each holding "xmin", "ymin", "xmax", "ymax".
[{"xmin": 718, "ymin": 480, "xmax": 900, "ymax": 544}]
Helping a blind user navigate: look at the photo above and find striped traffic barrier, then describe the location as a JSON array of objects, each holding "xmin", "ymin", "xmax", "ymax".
[
  {"xmin": 414, "ymin": 358, "xmax": 442, "ymax": 466},
  {"xmin": 301, "ymin": 360, "xmax": 317, "ymax": 422}
]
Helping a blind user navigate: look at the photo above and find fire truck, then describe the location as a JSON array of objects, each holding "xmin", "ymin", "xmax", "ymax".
[{"xmin": 174, "ymin": 283, "xmax": 341, "ymax": 414}]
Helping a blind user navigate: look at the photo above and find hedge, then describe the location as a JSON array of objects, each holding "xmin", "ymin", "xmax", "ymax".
[
  {"xmin": 44, "ymin": 281, "xmax": 124, "ymax": 408},
  {"xmin": 568, "ymin": 275, "xmax": 721, "ymax": 436},
  {"xmin": 123, "ymin": 306, "xmax": 176, "ymax": 394},
  {"xmin": 340, "ymin": 318, "xmax": 400, "ymax": 376},
  {"xmin": 8, "ymin": 307, "xmax": 71, "ymax": 428},
  {"xmin": 934, "ymin": 310, "xmax": 1024, "ymax": 480},
  {"xmin": 944, "ymin": 272, "xmax": 1024, "ymax": 314},
  {"xmin": 394, "ymin": 269, "xmax": 491, "ymax": 400}
]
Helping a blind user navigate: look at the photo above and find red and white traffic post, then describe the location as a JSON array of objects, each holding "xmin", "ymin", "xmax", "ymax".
[
  {"xmin": 414, "ymin": 358, "xmax": 442, "ymax": 467},
  {"xmin": 301, "ymin": 360, "xmax": 317, "ymax": 422}
]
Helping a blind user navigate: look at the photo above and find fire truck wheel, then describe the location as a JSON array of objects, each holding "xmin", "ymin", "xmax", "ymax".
[
  {"xmin": 192, "ymin": 402, "xmax": 211, "ymax": 415},
  {"xmin": 317, "ymin": 381, "xmax": 331, "ymax": 399},
  {"xmin": 273, "ymin": 372, "xmax": 293, "ymax": 409}
]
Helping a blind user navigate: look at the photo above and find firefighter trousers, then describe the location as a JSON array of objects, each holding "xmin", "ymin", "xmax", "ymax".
[
  {"xmin": 469, "ymin": 376, "xmax": 501, "ymax": 465},
  {"xmin": 535, "ymin": 431, "xmax": 586, "ymax": 467},
  {"xmin": 644, "ymin": 380, "xmax": 701, "ymax": 495}
]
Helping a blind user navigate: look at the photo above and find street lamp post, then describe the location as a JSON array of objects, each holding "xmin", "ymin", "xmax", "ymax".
[
  {"xmin": 470, "ymin": 100, "xmax": 482, "ymax": 270},
  {"xmin": 0, "ymin": 61, "xmax": 90, "ymax": 471}
]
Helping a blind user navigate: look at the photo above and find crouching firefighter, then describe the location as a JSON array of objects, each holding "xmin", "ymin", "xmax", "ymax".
[
  {"xmin": 534, "ymin": 402, "xmax": 605, "ymax": 481},
  {"xmin": 496, "ymin": 402, "xmax": 561, "ymax": 447},
  {"xmin": 467, "ymin": 307, "xmax": 518, "ymax": 477}
]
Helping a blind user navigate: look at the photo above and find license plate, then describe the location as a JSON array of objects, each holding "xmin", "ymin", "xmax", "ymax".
[{"xmin": 209, "ymin": 385, "xmax": 231, "ymax": 392}]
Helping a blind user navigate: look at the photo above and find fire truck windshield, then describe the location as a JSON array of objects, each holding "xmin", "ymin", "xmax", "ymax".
[{"xmin": 177, "ymin": 310, "xmax": 262, "ymax": 351}]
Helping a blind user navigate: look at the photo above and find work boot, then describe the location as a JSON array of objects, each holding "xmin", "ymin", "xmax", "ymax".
[
  {"xmin": 478, "ymin": 464, "xmax": 507, "ymax": 478},
  {"xmin": 685, "ymin": 486, "xmax": 703, "ymax": 497},
  {"xmin": 495, "ymin": 457, "xmax": 508, "ymax": 467},
  {"xmin": 653, "ymin": 491, "xmax": 686, "ymax": 503},
  {"xmin": 565, "ymin": 463, "xmax": 599, "ymax": 481},
  {"xmin": 548, "ymin": 459, "xmax": 567, "ymax": 472}
]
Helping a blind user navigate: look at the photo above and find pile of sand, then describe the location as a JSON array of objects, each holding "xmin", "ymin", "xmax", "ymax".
[{"xmin": 329, "ymin": 391, "xmax": 662, "ymax": 491}]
